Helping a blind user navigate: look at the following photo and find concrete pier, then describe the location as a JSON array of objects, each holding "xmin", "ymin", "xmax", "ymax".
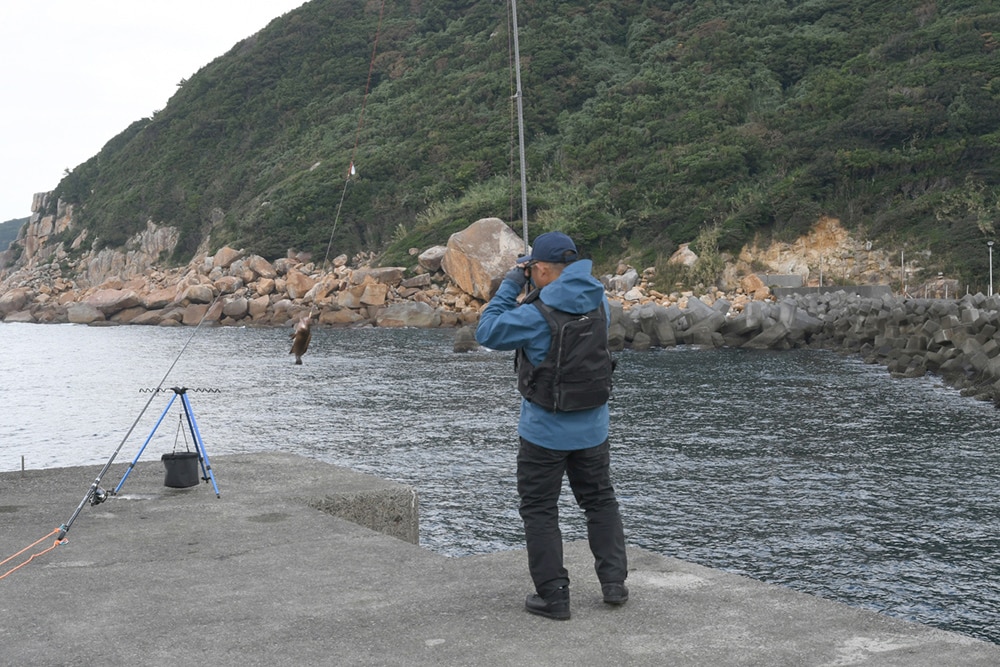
[{"xmin": 2, "ymin": 453, "xmax": 998, "ymax": 666}]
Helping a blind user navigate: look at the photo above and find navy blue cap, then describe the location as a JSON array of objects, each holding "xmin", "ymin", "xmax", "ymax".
[{"xmin": 517, "ymin": 231, "xmax": 579, "ymax": 264}]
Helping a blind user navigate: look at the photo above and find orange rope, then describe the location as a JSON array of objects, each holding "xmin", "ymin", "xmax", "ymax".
[{"xmin": 0, "ymin": 528, "xmax": 64, "ymax": 580}]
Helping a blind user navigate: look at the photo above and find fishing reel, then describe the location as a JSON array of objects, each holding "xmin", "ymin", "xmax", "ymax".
[{"xmin": 90, "ymin": 487, "xmax": 110, "ymax": 506}]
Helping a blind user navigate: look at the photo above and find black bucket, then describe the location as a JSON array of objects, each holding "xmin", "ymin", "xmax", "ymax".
[{"xmin": 161, "ymin": 452, "xmax": 200, "ymax": 488}]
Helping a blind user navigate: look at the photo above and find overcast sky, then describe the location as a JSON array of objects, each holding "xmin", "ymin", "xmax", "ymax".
[{"xmin": 0, "ymin": 1, "xmax": 308, "ymax": 223}]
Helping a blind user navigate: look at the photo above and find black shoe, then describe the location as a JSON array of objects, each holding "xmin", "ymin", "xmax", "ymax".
[
  {"xmin": 525, "ymin": 586, "xmax": 570, "ymax": 620},
  {"xmin": 602, "ymin": 582, "xmax": 629, "ymax": 605}
]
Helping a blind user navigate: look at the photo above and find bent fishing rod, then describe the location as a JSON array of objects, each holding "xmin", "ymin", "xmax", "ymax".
[{"xmin": 56, "ymin": 296, "xmax": 220, "ymax": 541}]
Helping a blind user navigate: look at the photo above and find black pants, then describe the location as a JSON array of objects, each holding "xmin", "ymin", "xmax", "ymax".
[{"xmin": 516, "ymin": 437, "xmax": 627, "ymax": 597}]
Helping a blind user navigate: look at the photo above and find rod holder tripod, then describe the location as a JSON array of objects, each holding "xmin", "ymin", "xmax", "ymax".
[{"xmin": 111, "ymin": 387, "xmax": 220, "ymax": 498}]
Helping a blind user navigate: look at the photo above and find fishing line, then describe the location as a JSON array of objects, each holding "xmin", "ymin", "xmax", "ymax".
[
  {"xmin": 322, "ymin": 0, "xmax": 388, "ymax": 270},
  {"xmin": 506, "ymin": 0, "xmax": 517, "ymax": 227}
]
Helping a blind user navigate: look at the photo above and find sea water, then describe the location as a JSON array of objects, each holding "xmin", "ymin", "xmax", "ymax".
[{"xmin": 1, "ymin": 322, "xmax": 998, "ymax": 643}]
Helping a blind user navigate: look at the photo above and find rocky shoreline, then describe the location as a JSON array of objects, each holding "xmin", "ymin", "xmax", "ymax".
[{"xmin": 3, "ymin": 208, "xmax": 1000, "ymax": 407}]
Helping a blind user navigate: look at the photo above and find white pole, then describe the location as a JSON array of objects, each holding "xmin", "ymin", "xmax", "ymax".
[{"xmin": 989, "ymin": 241, "xmax": 994, "ymax": 297}]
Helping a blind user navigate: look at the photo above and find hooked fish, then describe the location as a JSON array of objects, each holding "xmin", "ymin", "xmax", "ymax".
[{"xmin": 289, "ymin": 315, "xmax": 312, "ymax": 365}]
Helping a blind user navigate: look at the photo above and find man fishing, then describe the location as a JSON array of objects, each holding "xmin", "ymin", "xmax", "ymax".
[{"xmin": 475, "ymin": 231, "xmax": 628, "ymax": 621}]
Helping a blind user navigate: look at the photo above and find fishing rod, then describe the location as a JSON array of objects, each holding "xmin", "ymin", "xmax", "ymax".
[
  {"xmin": 322, "ymin": 0, "xmax": 388, "ymax": 270},
  {"xmin": 55, "ymin": 295, "xmax": 221, "ymax": 541},
  {"xmin": 510, "ymin": 0, "xmax": 530, "ymax": 254}
]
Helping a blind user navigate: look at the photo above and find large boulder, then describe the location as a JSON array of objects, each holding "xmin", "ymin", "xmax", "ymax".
[
  {"xmin": 67, "ymin": 303, "xmax": 105, "ymax": 324},
  {"xmin": 441, "ymin": 218, "xmax": 524, "ymax": 300},
  {"xmin": 142, "ymin": 287, "xmax": 177, "ymax": 309},
  {"xmin": 4, "ymin": 310, "xmax": 35, "ymax": 323},
  {"xmin": 284, "ymin": 269, "xmax": 316, "ymax": 300},
  {"xmin": 0, "ymin": 287, "xmax": 33, "ymax": 316},
  {"xmin": 222, "ymin": 297, "xmax": 250, "ymax": 320},
  {"xmin": 418, "ymin": 246, "xmax": 447, "ymax": 273},
  {"xmin": 337, "ymin": 284, "xmax": 367, "ymax": 309},
  {"xmin": 212, "ymin": 246, "xmax": 243, "ymax": 269},
  {"xmin": 249, "ymin": 295, "xmax": 270, "ymax": 320},
  {"xmin": 84, "ymin": 289, "xmax": 140, "ymax": 316},
  {"xmin": 246, "ymin": 255, "xmax": 277, "ymax": 280},
  {"xmin": 352, "ymin": 267, "xmax": 405, "ymax": 286},
  {"xmin": 181, "ymin": 284, "xmax": 215, "ymax": 304},
  {"xmin": 360, "ymin": 283, "xmax": 388, "ymax": 307},
  {"xmin": 375, "ymin": 302, "xmax": 441, "ymax": 328},
  {"xmin": 669, "ymin": 243, "xmax": 699, "ymax": 267}
]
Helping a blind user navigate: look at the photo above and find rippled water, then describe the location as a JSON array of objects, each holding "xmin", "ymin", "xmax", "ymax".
[{"xmin": 2, "ymin": 322, "xmax": 999, "ymax": 643}]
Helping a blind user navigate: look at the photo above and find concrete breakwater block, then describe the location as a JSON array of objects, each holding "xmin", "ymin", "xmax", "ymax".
[{"xmin": 608, "ymin": 289, "xmax": 1000, "ymax": 406}]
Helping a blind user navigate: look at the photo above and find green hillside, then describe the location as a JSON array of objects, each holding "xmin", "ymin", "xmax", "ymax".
[{"xmin": 44, "ymin": 0, "xmax": 1000, "ymax": 285}]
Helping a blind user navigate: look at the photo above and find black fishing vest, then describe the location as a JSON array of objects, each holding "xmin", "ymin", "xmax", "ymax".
[{"xmin": 516, "ymin": 288, "xmax": 614, "ymax": 412}]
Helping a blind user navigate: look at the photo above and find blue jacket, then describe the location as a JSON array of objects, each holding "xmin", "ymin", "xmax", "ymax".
[{"xmin": 476, "ymin": 259, "xmax": 610, "ymax": 450}]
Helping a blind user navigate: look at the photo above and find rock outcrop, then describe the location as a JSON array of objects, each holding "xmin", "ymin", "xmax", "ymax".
[{"xmin": 440, "ymin": 217, "xmax": 524, "ymax": 300}]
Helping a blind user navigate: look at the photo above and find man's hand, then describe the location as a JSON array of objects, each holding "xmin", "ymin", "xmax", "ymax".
[{"xmin": 504, "ymin": 264, "xmax": 529, "ymax": 288}]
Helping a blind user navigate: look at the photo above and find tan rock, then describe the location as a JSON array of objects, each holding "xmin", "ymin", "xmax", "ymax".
[
  {"xmin": 375, "ymin": 302, "xmax": 441, "ymax": 327},
  {"xmin": 321, "ymin": 309, "xmax": 365, "ymax": 326},
  {"xmin": 0, "ymin": 287, "xmax": 33, "ymax": 315},
  {"xmin": 668, "ymin": 243, "xmax": 699, "ymax": 267},
  {"xmin": 130, "ymin": 310, "xmax": 166, "ymax": 325},
  {"xmin": 222, "ymin": 297, "xmax": 249, "ymax": 320},
  {"xmin": 740, "ymin": 273, "xmax": 766, "ymax": 294},
  {"xmin": 418, "ymin": 246, "xmax": 447, "ymax": 273},
  {"xmin": 214, "ymin": 276, "xmax": 244, "ymax": 295},
  {"xmin": 284, "ymin": 268, "xmax": 316, "ymax": 300},
  {"xmin": 67, "ymin": 303, "xmax": 105, "ymax": 324},
  {"xmin": 257, "ymin": 278, "xmax": 275, "ymax": 296},
  {"xmin": 181, "ymin": 284, "xmax": 215, "ymax": 304},
  {"xmin": 360, "ymin": 282, "xmax": 388, "ymax": 307},
  {"xmin": 351, "ymin": 267, "xmax": 405, "ymax": 287},
  {"xmin": 305, "ymin": 276, "xmax": 338, "ymax": 302},
  {"xmin": 401, "ymin": 273, "xmax": 432, "ymax": 289},
  {"xmin": 441, "ymin": 218, "xmax": 523, "ymax": 300},
  {"xmin": 142, "ymin": 287, "xmax": 177, "ymax": 309},
  {"xmin": 246, "ymin": 255, "xmax": 277, "ymax": 280},
  {"xmin": 249, "ymin": 295, "xmax": 270, "ymax": 320},
  {"xmin": 337, "ymin": 284, "xmax": 367, "ymax": 309},
  {"xmin": 4, "ymin": 310, "xmax": 35, "ymax": 323},
  {"xmin": 111, "ymin": 306, "xmax": 147, "ymax": 323},
  {"xmin": 182, "ymin": 304, "xmax": 209, "ymax": 325},
  {"xmin": 213, "ymin": 246, "xmax": 243, "ymax": 268},
  {"xmin": 84, "ymin": 289, "xmax": 141, "ymax": 315}
]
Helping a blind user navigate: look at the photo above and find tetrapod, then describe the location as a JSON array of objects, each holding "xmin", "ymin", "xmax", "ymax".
[{"xmin": 111, "ymin": 387, "xmax": 220, "ymax": 498}]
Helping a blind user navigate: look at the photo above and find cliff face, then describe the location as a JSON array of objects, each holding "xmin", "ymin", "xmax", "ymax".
[
  {"xmin": 0, "ymin": 193, "xmax": 180, "ymax": 291},
  {"xmin": 735, "ymin": 216, "xmax": 922, "ymax": 290}
]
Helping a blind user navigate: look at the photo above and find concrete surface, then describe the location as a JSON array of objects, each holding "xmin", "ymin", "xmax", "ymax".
[{"xmin": 2, "ymin": 452, "xmax": 998, "ymax": 666}]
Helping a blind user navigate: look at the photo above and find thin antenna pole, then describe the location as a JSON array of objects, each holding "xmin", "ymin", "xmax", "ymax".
[{"xmin": 510, "ymin": 0, "xmax": 529, "ymax": 252}]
